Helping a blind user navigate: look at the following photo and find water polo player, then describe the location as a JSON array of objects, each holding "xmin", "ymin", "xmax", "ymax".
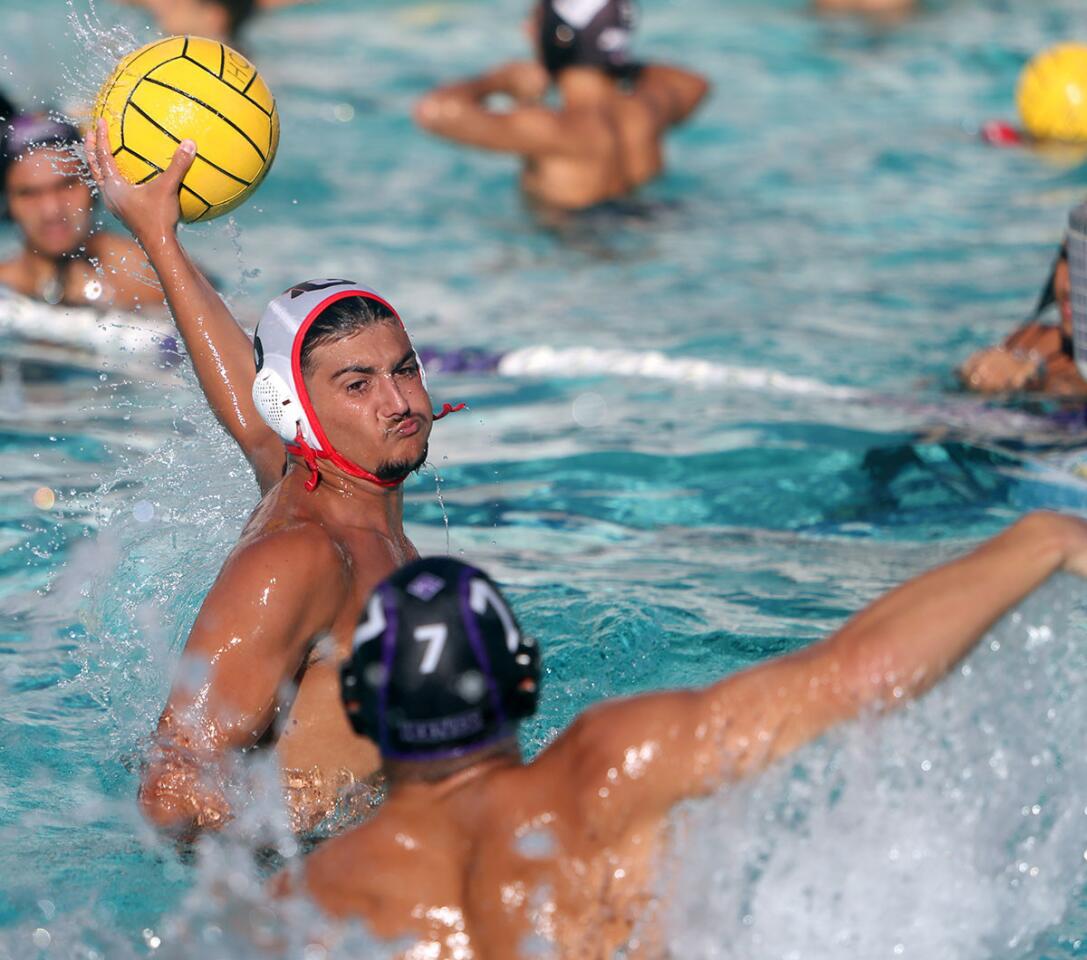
[
  {"xmin": 0, "ymin": 112, "xmax": 151, "ymax": 310},
  {"xmin": 414, "ymin": 0, "xmax": 710, "ymax": 211},
  {"xmin": 812, "ymin": 0, "xmax": 916, "ymax": 19},
  {"xmin": 959, "ymin": 240, "xmax": 1087, "ymax": 397},
  {"xmin": 283, "ymin": 511, "xmax": 1087, "ymax": 956},
  {"xmin": 86, "ymin": 126, "xmax": 462, "ymax": 836},
  {"xmin": 113, "ymin": 0, "xmax": 257, "ymax": 44}
]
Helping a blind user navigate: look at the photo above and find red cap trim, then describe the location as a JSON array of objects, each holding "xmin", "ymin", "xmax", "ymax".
[{"xmin": 285, "ymin": 289, "xmax": 466, "ymax": 492}]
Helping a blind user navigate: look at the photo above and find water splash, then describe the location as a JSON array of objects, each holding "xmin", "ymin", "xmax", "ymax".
[{"xmin": 662, "ymin": 578, "xmax": 1087, "ymax": 959}]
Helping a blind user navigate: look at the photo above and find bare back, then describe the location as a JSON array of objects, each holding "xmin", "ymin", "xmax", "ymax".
[
  {"xmin": 301, "ymin": 723, "xmax": 671, "ymax": 958},
  {"xmin": 522, "ymin": 93, "xmax": 665, "ymax": 211}
]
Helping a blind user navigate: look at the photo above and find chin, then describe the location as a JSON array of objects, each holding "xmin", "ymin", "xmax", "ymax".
[{"xmin": 375, "ymin": 443, "xmax": 429, "ymax": 483}]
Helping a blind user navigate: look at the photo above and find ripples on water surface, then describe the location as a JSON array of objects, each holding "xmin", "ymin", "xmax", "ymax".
[{"xmin": 1, "ymin": 0, "xmax": 1086, "ymax": 955}]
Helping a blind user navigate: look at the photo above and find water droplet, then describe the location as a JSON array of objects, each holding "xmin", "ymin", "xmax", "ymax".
[
  {"xmin": 33, "ymin": 487, "xmax": 56, "ymax": 510},
  {"xmin": 32, "ymin": 928, "xmax": 51, "ymax": 948}
]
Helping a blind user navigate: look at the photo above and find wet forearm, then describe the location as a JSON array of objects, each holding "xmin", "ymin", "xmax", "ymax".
[
  {"xmin": 136, "ymin": 230, "xmax": 268, "ymax": 454},
  {"xmin": 830, "ymin": 512, "xmax": 1072, "ymax": 705}
]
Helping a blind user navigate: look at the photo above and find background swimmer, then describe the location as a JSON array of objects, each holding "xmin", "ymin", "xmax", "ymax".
[
  {"xmin": 812, "ymin": 0, "xmax": 917, "ymax": 19},
  {"xmin": 286, "ymin": 512, "xmax": 1087, "ymax": 957},
  {"xmin": 86, "ymin": 128, "xmax": 446, "ymax": 836},
  {"xmin": 415, "ymin": 0, "xmax": 709, "ymax": 212},
  {"xmin": 0, "ymin": 112, "xmax": 151, "ymax": 310},
  {"xmin": 959, "ymin": 243, "xmax": 1087, "ymax": 396},
  {"xmin": 112, "ymin": 0, "xmax": 258, "ymax": 43}
]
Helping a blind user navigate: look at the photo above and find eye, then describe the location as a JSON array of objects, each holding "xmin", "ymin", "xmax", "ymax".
[
  {"xmin": 397, "ymin": 362, "xmax": 420, "ymax": 378},
  {"xmin": 345, "ymin": 380, "xmax": 369, "ymax": 393}
]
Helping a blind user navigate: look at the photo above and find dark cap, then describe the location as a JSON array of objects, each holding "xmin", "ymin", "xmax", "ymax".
[
  {"xmin": 539, "ymin": 0, "xmax": 637, "ymax": 77},
  {"xmin": 341, "ymin": 558, "xmax": 540, "ymax": 761},
  {"xmin": 1, "ymin": 113, "xmax": 82, "ymax": 184}
]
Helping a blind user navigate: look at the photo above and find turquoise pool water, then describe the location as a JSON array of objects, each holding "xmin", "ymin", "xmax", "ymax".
[{"xmin": 1, "ymin": 0, "xmax": 1086, "ymax": 955}]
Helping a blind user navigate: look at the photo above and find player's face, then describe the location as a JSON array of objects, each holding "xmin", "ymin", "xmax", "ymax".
[
  {"xmin": 303, "ymin": 322, "xmax": 434, "ymax": 482},
  {"xmin": 6, "ymin": 149, "xmax": 93, "ymax": 258}
]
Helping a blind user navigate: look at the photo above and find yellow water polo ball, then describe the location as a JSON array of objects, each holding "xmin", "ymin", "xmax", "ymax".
[
  {"xmin": 1017, "ymin": 43, "xmax": 1087, "ymax": 143},
  {"xmin": 93, "ymin": 36, "xmax": 280, "ymax": 223}
]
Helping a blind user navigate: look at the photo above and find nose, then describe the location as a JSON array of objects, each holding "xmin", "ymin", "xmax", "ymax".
[{"xmin": 376, "ymin": 373, "xmax": 410, "ymax": 419}]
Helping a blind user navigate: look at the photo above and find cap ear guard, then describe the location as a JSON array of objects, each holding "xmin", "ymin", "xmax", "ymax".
[
  {"xmin": 466, "ymin": 574, "xmax": 540, "ymax": 723},
  {"xmin": 253, "ymin": 365, "xmax": 309, "ymax": 444}
]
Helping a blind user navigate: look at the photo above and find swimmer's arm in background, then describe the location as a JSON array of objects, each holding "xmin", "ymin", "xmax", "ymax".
[
  {"xmin": 414, "ymin": 62, "xmax": 574, "ymax": 156},
  {"xmin": 138, "ymin": 528, "xmax": 349, "ymax": 837},
  {"xmin": 85, "ymin": 123, "xmax": 286, "ymax": 491},
  {"xmin": 565, "ymin": 512, "xmax": 1087, "ymax": 838},
  {"xmin": 633, "ymin": 64, "xmax": 711, "ymax": 130}
]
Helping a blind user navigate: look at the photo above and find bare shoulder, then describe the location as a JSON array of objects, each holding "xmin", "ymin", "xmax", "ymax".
[
  {"xmin": 294, "ymin": 816, "xmax": 417, "ymax": 929},
  {"xmin": 86, "ymin": 229, "xmax": 145, "ymax": 265},
  {"xmin": 537, "ymin": 690, "xmax": 695, "ymax": 789},
  {"xmin": 229, "ymin": 518, "xmax": 350, "ymax": 582},
  {"xmin": 0, "ymin": 257, "xmax": 25, "ymax": 291}
]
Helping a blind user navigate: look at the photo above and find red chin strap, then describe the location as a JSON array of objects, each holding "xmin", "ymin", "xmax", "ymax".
[{"xmin": 287, "ymin": 402, "xmax": 467, "ymax": 493}]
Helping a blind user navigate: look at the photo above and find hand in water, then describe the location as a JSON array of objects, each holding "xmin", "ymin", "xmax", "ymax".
[
  {"xmin": 959, "ymin": 346, "xmax": 1043, "ymax": 393},
  {"xmin": 84, "ymin": 118, "xmax": 196, "ymax": 243}
]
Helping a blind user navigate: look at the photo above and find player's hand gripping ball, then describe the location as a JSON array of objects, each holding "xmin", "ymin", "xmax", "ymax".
[{"xmin": 93, "ymin": 36, "xmax": 280, "ymax": 222}]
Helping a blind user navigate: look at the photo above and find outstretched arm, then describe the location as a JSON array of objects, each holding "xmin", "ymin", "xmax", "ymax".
[
  {"xmin": 138, "ymin": 529, "xmax": 349, "ymax": 837},
  {"xmin": 633, "ymin": 64, "xmax": 710, "ymax": 129},
  {"xmin": 569, "ymin": 511, "xmax": 1087, "ymax": 835},
  {"xmin": 415, "ymin": 61, "xmax": 572, "ymax": 155},
  {"xmin": 85, "ymin": 122, "xmax": 285, "ymax": 492}
]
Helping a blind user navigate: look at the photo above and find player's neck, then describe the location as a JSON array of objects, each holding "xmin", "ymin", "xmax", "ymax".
[
  {"xmin": 385, "ymin": 740, "xmax": 523, "ymax": 793},
  {"xmin": 288, "ymin": 461, "xmax": 406, "ymax": 534},
  {"xmin": 558, "ymin": 67, "xmax": 617, "ymax": 107}
]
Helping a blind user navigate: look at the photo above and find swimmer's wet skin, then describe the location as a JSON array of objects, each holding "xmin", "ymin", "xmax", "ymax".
[
  {"xmin": 84, "ymin": 127, "xmax": 460, "ymax": 836},
  {"xmin": 0, "ymin": 114, "xmax": 151, "ymax": 311},
  {"xmin": 112, "ymin": 0, "xmax": 257, "ymax": 44},
  {"xmin": 959, "ymin": 242, "xmax": 1087, "ymax": 397},
  {"xmin": 414, "ymin": 0, "xmax": 710, "ymax": 211},
  {"xmin": 812, "ymin": 0, "xmax": 917, "ymax": 17},
  {"xmin": 281, "ymin": 513, "xmax": 1087, "ymax": 958}
]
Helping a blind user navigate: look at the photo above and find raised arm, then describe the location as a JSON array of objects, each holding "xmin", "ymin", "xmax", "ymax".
[
  {"xmin": 568, "ymin": 511, "xmax": 1087, "ymax": 836},
  {"xmin": 138, "ymin": 529, "xmax": 348, "ymax": 836},
  {"xmin": 414, "ymin": 62, "xmax": 572, "ymax": 155},
  {"xmin": 85, "ymin": 122, "xmax": 285, "ymax": 491},
  {"xmin": 633, "ymin": 63, "xmax": 710, "ymax": 129}
]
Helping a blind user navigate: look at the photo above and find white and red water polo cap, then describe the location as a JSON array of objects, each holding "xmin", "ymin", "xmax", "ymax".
[{"xmin": 251, "ymin": 278, "xmax": 462, "ymax": 492}]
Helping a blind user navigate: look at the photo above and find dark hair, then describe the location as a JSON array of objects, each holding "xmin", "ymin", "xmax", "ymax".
[
  {"xmin": 299, "ymin": 295, "xmax": 400, "ymax": 374},
  {"xmin": 202, "ymin": 0, "xmax": 257, "ymax": 34},
  {"xmin": 0, "ymin": 90, "xmax": 14, "ymax": 126}
]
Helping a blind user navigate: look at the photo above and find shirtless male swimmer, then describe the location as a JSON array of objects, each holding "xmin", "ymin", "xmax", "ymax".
[
  {"xmin": 85, "ymin": 125, "xmax": 462, "ymax": 835},
  {"xmin": 285, "ymin": 511, "xmax": 1087, "ymax": 958},
  {"xmin": 415, "ymin": 0, "xmax": 709, "ymax": 211}
]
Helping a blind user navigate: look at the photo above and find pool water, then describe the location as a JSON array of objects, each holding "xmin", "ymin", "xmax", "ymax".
[{"xmin": 1, "ymin": 0, "xmax": 1086, "ymax": 956}]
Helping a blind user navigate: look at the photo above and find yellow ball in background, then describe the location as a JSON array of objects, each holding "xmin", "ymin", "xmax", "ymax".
[
  {"xmin": 1017, "ymin": 43, "xmax": 1087, "ymax": 143},
  {"xmin": 93, "ymin": 36, "xmax": 280, "ymax": 222}
]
